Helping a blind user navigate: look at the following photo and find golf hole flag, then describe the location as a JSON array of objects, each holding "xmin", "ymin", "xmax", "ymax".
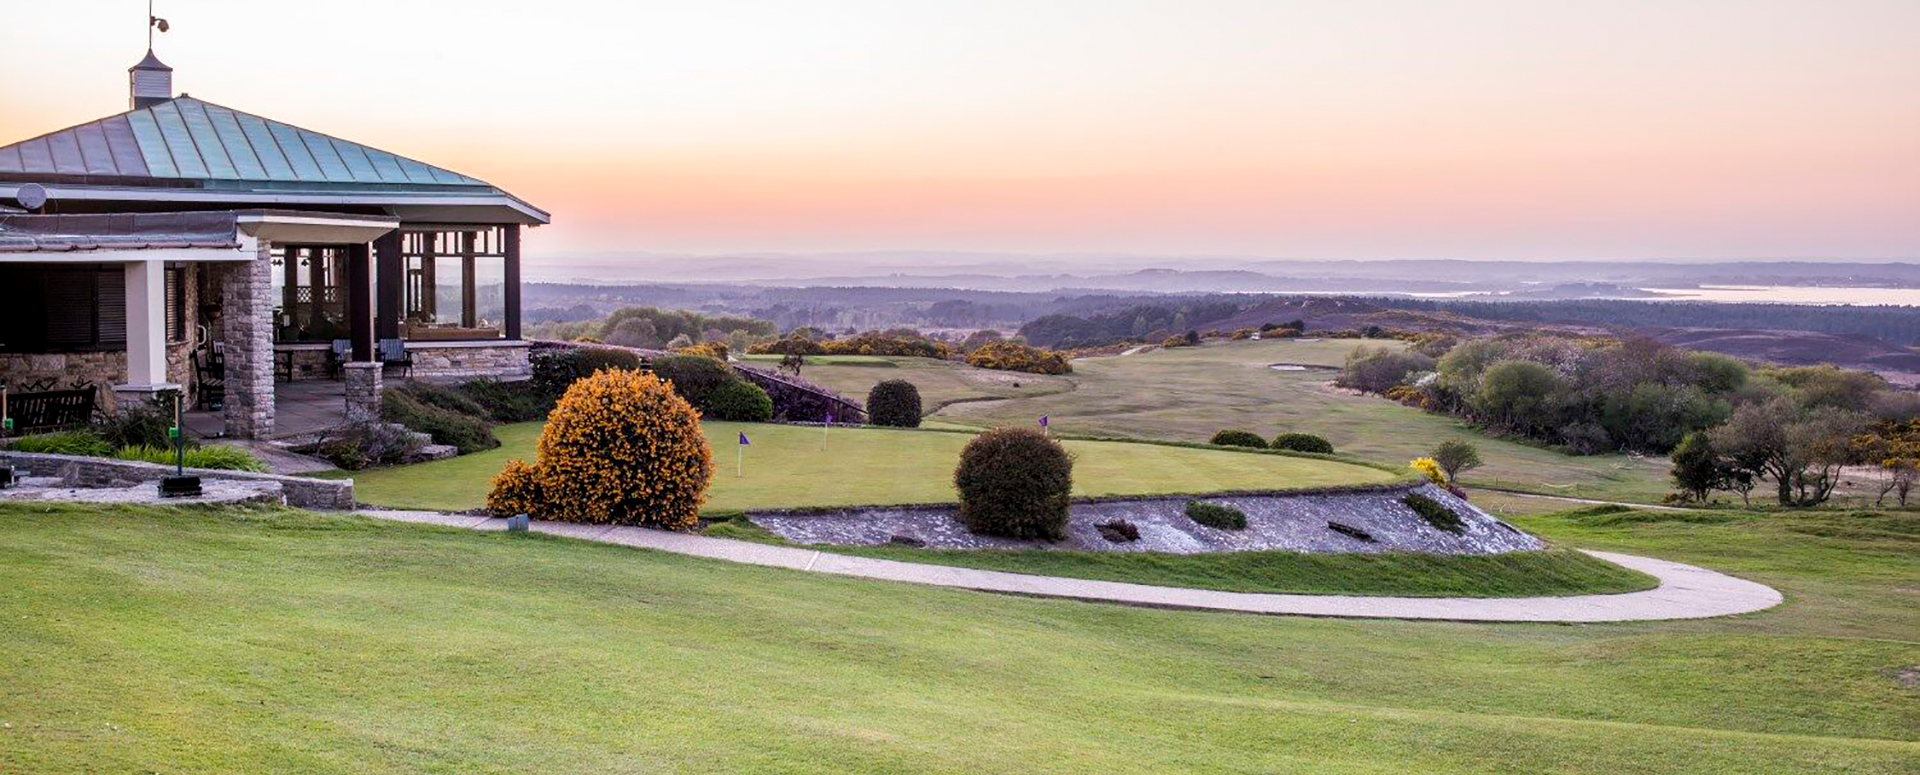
[
  {"xmin": 1039, "ymin": 415, "xmax": 1049, "ymax": 434},
  {"xmin": 736, "ymin": 431, "xmax": 749, "ymax": 477}
]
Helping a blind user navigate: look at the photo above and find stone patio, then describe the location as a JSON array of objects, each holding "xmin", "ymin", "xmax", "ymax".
[{"xmin": 184, "ymin": 378, "xmax": 349, "ymax": 440}]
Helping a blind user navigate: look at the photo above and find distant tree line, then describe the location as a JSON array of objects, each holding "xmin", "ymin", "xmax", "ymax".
[
  {"xmin": 1341, "ymin": 331, "xmax": 1920, "ymax": 506},
  {"xmin": 1365, "ymin": 297, "xmax": 1920, "ymax": 346}
]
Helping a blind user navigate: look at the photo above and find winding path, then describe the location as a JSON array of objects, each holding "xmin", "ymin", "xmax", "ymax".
[{"xmin": 357, "ymin": 509, "xmax": 1782, "ymax": 623}]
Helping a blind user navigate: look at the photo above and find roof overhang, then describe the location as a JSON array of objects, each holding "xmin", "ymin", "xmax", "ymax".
[
  {"xmin": 0, "ymin": 245, "xmax": 250, "ymax": 264},
  {"xmin": 0, "ymin": 181, "xmax": 550, "ymax": 225},
  {"xmin": 236, "ymin": 212, "xmax": 400, "ymax": 243}
]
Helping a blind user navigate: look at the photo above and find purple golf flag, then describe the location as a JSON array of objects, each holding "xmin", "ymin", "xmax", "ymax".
[
  {"xmin": 1039, "ymin": 415, "xmax": 1049, "ymax": 428},
  {"xmin": 738, "ymin": 432, "xmax": 750, "ymax": 446}
]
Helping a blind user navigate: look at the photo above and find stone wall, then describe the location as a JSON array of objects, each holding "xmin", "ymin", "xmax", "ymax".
[
  {"xmin": 2, "ymin": 449, "xmax": 354, "ymax": 510},
  {"xmin": 406, "ymin": 342, "xmax": 531, "ymax": 379}
]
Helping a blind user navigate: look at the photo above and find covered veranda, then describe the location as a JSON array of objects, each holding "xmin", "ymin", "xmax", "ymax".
[{"xmin": 0, "ymin": 210, "xmax": 401, "ymax": 440}]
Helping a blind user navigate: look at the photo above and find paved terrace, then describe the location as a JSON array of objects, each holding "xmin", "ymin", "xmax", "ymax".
[
  {"xmin": 357, "ymin": 509, "xmax": 1784, "ymax": 623},
  {"xmin": 186, "ymin": 379, "xmax": 346, "ymax": 440}
]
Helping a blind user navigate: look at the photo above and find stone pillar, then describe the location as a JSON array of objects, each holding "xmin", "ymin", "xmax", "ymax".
[
  {"xmin": 221, "ymin": 242, "xmax": 277, "ymax": 439},
  {"xmin": 342, "ymin": 362, "xmax": 383, "ymax": 422}
]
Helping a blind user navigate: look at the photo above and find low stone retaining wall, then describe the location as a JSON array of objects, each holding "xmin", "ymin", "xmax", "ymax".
[
  {"xmin": 1, "ymin": 451, "xmax": 354, "ymax": 510},
  {"xmin": 748, "ymin": 483, "xmax": 1541, "ymax": 555},
  {"xmin": 406, "ymin": 341, "xmax": 532, "ymax": 379}
]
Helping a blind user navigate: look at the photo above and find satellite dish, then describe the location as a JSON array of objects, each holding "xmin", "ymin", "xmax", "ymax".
[{"xmin": 15, "ymin": 183, "xmax": 48, "ymax": 210}]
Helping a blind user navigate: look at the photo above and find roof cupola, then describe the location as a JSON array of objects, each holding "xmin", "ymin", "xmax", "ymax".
[{"xmin": 129, "ymin": 49, "xmax": 173, "ymax": 110}]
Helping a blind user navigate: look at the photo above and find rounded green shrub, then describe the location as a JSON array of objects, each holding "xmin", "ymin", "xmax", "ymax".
[
  {"xmin": 1185, "ymin": 500, "xmax": 1248, "ymax": 530},
  {"xmin": 866, "ymin": 379, "xmax": 924, "ymax": 428},
  {"xmin": 1270, "ymin": 432, "xmax": 1335, "ymax": 454},
  {"xmin": 954, "ymin": 427, "xmax": 1073, "ymax": 541},
  {"xmin": 649, "ymin": 354, "xmax": 736, "ymax": 409},
  {"xmin": 1207, "ymin": 430, "xmax": 1267, "ymax": 449},
  {"xmin": 704, "ymin": 379, "xmax": 774, "ymax": 422}
]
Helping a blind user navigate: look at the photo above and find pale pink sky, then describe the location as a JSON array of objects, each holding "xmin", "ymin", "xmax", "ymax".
[{"xmin": 3, "ymin": 0, "xmax": 1918, "ymax": 260}]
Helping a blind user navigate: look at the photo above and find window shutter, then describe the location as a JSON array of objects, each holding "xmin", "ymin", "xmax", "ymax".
[{"xmin": 96, "ymin": 268, "xmax": 127, "ymax": 347}]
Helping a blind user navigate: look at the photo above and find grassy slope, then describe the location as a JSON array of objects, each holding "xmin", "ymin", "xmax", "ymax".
[
  {"xmin": 1, "ymin": 503, "xmax": 1915, "ymax": 774},
  {"xmin": 805, "ymin": 339, "xmax": 1680, "ymax": 503},
  {"xmin": 343, "ymin": 421, "xmax": 1399, "ymax": 512}
]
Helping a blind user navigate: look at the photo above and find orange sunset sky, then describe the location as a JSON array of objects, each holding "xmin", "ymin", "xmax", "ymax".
[{"xmin": 3, "ymin": 0, "xmax": 1917, "ymax": 261}]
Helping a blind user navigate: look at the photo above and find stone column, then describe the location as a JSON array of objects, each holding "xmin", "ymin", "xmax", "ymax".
[
  {"xmin": 342, "ymin": 362, "xmax": 383, "ymax": 422},
  {"xmin": 221, "ymin": 242, "xmax": 277, "ymax": 439}
]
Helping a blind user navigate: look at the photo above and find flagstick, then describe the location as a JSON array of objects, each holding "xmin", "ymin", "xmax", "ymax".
[{"xmin": 736, "ymin": 442, "xmax": 743, "ymax": 478}]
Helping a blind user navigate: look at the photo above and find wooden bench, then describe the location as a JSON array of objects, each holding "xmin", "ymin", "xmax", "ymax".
[{"xmin": 4, "ymin": 388, "xmax": 97, "ymax": 433}]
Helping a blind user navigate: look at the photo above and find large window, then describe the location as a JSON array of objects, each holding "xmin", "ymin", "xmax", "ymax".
[
  {"xmin": 271, "ymin": 246, "xmax": 351, "ymax": 343},
  {"xmin": 400, "ymin": 227, "xmax": 505, "ymax": 341},
  {"xmin": 0, "ymin": 264, "xmax": 127, "ymax": 352}
]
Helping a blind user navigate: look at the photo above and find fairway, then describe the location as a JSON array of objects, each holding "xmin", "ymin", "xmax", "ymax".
[
  {"xmin": 344, "ymin": 421, "xmax": 1399, "ymax": 512},
  {"xmin": 795, "ymin": 340, "xmax": 1684, "ymax": 503},
  {"xmin": 2, "ymin": 503, "xmax": 1914, "ymax": 773}
]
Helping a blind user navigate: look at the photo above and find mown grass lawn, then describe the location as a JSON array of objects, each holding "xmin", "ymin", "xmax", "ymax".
[
  {"xmin": 1, "ymin": 502, "xmax": 1915, "ymax": 773},
  {"xmin": 343, "ymin": 421, "xmax": 1400, "ymax": 512}
]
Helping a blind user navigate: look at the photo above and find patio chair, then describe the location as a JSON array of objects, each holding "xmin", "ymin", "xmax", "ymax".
[
  {"xmin": 192, "ymin": 349, "xmax": 225, "ymax": 410},
  {"xmin": 325, "ymin": 339, "xmax": 351, "ymax": 379},
  {"xmin": 378, "ymin": 338, "xmax": 413, "ymax": 378}
]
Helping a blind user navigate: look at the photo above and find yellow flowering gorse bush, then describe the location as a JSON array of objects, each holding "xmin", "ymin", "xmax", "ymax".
[
  {"xmin": 487, "ymin": 368, "xmax": 714, "ymax": 530},
  {"xmin": 1408, "ymin": 457, "xmax": 1446, "ymax": 486}
]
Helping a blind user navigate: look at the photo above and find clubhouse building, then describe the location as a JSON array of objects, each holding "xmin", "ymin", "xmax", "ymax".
[{"xmin": 0, "ymin": 48, "xmax": 548, "ymax": 439}]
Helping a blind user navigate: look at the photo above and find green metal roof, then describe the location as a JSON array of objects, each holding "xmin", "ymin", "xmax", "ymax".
[{"xmin": 0, "ymin": 96, "xmax": 490, "ymax": 187}]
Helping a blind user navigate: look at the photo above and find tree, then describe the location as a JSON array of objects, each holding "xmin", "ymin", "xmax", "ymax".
[
  {"xmin": 1171, "ymin": 312, "xmax": 1188, "ymax": 333},
  {"xmin": 1183, "ymin": 329, "xmax": 1200, "ymax": 346},
  {"xmin": 1668, "ymin": 431, "xmax": 1725, "ymax": 503},
  {"xmin": 1710, "ymin": 398, "xmax": 1869, "ymax": 507},
  {"xmin": 1850, "ymin": 421, "xmax": 1920, "ymax": 507},
  {"xmin": 1472, "ymin": 360, "xmax": 1561, "ymax": 436},
  {"xmin": 604, "ymin": 317, "xmax": 661, "ymax": 349},
  {"xmin": 1337, "ymin": 347, "xmax": 1436, "ymax": 394},
  {"xmin": 1431, "ymin": 440, "xmax": 1483, "ymax": 483}
]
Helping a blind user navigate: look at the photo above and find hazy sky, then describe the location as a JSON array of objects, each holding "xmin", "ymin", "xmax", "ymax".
[{"xmin": 3, "ymin": 1, "xmax": 1918, "ymax": 261}]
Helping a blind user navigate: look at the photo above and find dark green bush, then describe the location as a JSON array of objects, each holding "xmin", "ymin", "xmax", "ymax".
[
  {"xmin": 1404, "ymin": 492, "xmax": 1463, "ymax": 534},
  {"xmin": 954, "ymin": 428, "xmax": 1073, "ymax": 541},
  {"xmin": 703, "ymin": 379, "xmax": 774, "ymax": 422},
  {"xmin": 1185, "ymin": 501, "xmax": 1248, "ymax": 530},
  {"xmin": 311, "ymin": 420, "xmax": 425, "ymax": 470},
  {"xmin": 459, "ymin": 378, "xmax": 552, "ymax": 422},
  {"xmin": 381, "ymin": 388, "xmax": 498, "ymax": 454},
  {"xmin": 649, "ymin": 354, "xmax": 736, "ymax": 409},
  {"xmin": 94, "ymin": 401, "xmax": 175, "ymax": 449},
  {"xmin": 531, "ymin": 346, "xmax": 642, "ymax": 397},
  {"xmin": 391, "ymin": 380, "xmax": 489, "ymax": 418},
  {"xmin": 1270, "ymin": 432, "xmax": 1335, "ymax": 454},
  {"xmin": 866, "ymin": 379, "xmax": 924, "ymax": 428},
  {"xmin": 1207, "ymin": 430, "xmax": 1266, "ymax": 449}
]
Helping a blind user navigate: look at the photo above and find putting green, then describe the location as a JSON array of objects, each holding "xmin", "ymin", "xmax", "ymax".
[{"xmin": 344, "ymin": 421, "xmax": 1400, "ymax": 513}]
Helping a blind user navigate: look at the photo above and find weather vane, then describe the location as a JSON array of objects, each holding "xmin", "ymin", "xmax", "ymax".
[{"xmin": 148, "ymin": 0, "xmax": 170, "ymax": 49}]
